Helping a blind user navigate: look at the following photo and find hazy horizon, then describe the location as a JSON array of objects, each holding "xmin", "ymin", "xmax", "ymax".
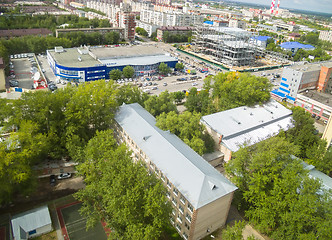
[{"xmin": 226, "ymin": 0, "xmax": 332, "ymax": 15}]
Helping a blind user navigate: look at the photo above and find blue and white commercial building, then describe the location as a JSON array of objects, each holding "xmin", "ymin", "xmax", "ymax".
[{"xmin": 47, "ymin": 45, "xmax": 178, "ymax": 83}]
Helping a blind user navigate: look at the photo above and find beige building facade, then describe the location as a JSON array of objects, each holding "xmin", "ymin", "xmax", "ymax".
[
  {"xmin": 0, "ymin": 58, "xmax": 5, "ymax": 91},
  {"xmin": 114, "ymin": 103, "xmax": 237, "ymax": 240}
]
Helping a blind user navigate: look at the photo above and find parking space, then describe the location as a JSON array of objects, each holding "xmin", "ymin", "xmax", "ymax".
[{"xmin": 11, "ymin": 58, "xmax": 33, "ymax": 89}]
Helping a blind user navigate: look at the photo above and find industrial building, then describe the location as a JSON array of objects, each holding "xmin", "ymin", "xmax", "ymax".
[
  {"xmin": 46, "ymin": 45, "xmax": 177, "ymax": 83},
  {"xmin": 279, "ymin": 42, "xmax": 315, "ymax": 53},
  {"xmin": 271, "ymin": 61, "xmax": 332, "ymax": 103},
  {"xmin": 201, "ymin": 100, "xmax": 293, "ymax": 162},
  {"xmin": 193, "ymin": 26, "xmax": 262, "ymax": 68},
  {"xmin": 114, "ymin": 103, "xmax": 237, "ymax": 240}
]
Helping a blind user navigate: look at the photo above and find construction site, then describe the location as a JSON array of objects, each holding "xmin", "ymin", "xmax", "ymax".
[{"xmin": 190, "ymin": 25, "xmax": 290, "ymax": 71}]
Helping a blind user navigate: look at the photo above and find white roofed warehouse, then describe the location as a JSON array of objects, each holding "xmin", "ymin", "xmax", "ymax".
[
  {"xmin": 47, "ymin": 45, "xmax": 178, "ymax": 84},
  {"xmin": 200, "ymin": 100, "xmax": 294, "ymax": 162},
  {"xmin": 114, "ymin": 103, "xmax": 237, "ymax": 240}
]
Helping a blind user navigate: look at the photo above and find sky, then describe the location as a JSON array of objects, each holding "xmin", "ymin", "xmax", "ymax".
[{"xmin": 231, "ymin": 0, "xmax": 332, "ymax": 15}]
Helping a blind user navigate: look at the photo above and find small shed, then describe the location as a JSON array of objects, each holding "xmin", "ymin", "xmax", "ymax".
[{"xmin": 11, "ymin": 205, "xmax": 52, "ymax": 240}]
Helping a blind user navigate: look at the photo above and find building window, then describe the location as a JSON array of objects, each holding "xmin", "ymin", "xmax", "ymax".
[
  {"xmin": 187, "ymin": 203, "xmax": 193, "ymax": 213},
  {"xmin": 180, "ymin": 195, "xmax": 186, "ymax": 205},
  {"xmin": 167, "ymin": 180, "xmax": 172, "ymax": 189},
  {"xmin": 172, "ymin": 209, "xmax": 176, "ymax": 216},
  {"xmin": 161, "ymin": 174, "xmax": 165, "ymax": 182},
  {"xmin": 170, "ymin": 217, "xmax": 175, "ymax": 225},
  {"xmin": 186, "ymin": 213, "xmax": 192, "ymax": 223},
  {"xmin": 179, "ymin": 205, "xmax": 184, "ymax": 214},
  {"xmin": 176, "ymin": 224, "xmax": 181, "ymax": 232},
  {"xmin": 172, "ymin": 197, "xmax": 177, "ymax": 206},
  {"xmin": 185, "ymin": 222, "xmax": 190, "ymax": 230},
  {"xmin": 177, "ymin": 215, "xmax": 183, "ymax": 223},
  {"xmin": 183, "ymin": 232, "xmax": 189, "ymax": 240},
  {"xmin": 166, "ymin": 191, "xmax": 171, "ymax": 199},
  {"xmin": 173, "ymin": 188, "xmax": 179, "ymax": 196}
]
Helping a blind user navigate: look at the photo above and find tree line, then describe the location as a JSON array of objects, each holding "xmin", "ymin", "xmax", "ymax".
[
  {"xmin": 0, "ymin": 14, "xmax": 110, "ymax": 31},
  {"xmin": 162, "ymin": 31, "xmax": 192, "ymax": 43}
]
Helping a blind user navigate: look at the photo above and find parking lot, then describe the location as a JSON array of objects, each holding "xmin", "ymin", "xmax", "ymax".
[{"xmin": 10, "ymin": 58, "xmax": 33, "ymax": 89}]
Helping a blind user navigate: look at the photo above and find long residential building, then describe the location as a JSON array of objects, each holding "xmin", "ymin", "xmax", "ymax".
[{"xmin": 114, "ymin": 103, "xmax": 238, "ymax": 240}]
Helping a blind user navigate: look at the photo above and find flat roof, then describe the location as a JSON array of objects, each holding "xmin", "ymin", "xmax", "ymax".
[
  {"xmin": 48, "ymin": 48, "xmax": 100, "ymax": 68},
  {"xmin": 115, "ymin": 103, "xmax": 237, "ymax": 209},
  {"xmin": 201, "ymin": 100, "xmax": 293, "ymax": 152},
  {"xmin": 100, "ymin": 54, "xmax": 176, "ymax": 67},
  {"xmin": 298, "ymin": 89, "xmax": 332, "ymax": 109},
  {"xmin": 90, "ymin": 45, "xmax": 164, "ymax": 59},
  {"xmin": 11, "ymin": 205, "xmax": 51, "ymax": 240},
  {"xmin": 287, "ymin": 61, "xmax": 332, "ymax": 73}
]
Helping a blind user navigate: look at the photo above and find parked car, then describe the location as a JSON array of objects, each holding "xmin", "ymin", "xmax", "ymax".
[
  {"xmin": 9, "ymin": 80, "xmax": 19, "ymax": 87},
  {"xmin": 50, "ymin": 175, "xmax": 56, "ymax": 186},
  {"xmin": 58, "ymin": 173, "xmax": 72, "ymax": 180},
  {"xmin": 163, "ymin": 82, "xmax": 167, "ymax": 86},
  {"xmin": 48, "ymin": 83, "xmax": 57, "ymax": 91}
]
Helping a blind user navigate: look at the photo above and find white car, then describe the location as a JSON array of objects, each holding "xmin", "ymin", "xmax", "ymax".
[
  {"xmin": 192, "ymin": 82, "xmax": 198, "ymax": 86},
  {"xmin": 58, "ymin": 173, "xmax": 72, "ymax": 180}
]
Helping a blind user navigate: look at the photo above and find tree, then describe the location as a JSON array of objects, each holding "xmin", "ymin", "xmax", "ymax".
[
  {"xmin": 225, "ymin": 136, "xmax": 332, "ymax": 239},
  {"xmin": 184, "ymin": 88, "xmax": 213, "ymax": 115},
  {"xmin": 175, "ymin": 62, "xmax": 184, "ymax": 71},
  {"xmin": 109, "ymin": 69, "xmax": 122, "ymax": 80},
  {"xmin": 158, "ymin": 62, "xmax": 171, "ymax": 75},
  {"xmin": 122, "ymin": 65, "xmax": 135, "ymax": 79},
  {"xmin": 222, "ymin": 221, "xmax": 246, "ymax": 240},
  {"xmin": 286, "ymin": 107, "xmax": 320, "ymax": 158},
  {"xmin": 144, "ymin": 91, "xmax": 177, "ymax": 117},
  {"xmin": 115, "ymin": 84, "xmax": 149, "ymax": 106},
  {"xmin": 135, "ymin": 27, "xmax": 148, "ymax": 37},
  {"xmin": 74, "ymin": 130, "xmax": 172, "ymax": 240},
  {"xmin": 156, "ymin": 111, "xmax": 215, "ymax": 155},
  {"xmin": 212, "ymin": 72, "xmax": 271, "ymax": 111},
  {"xmin": 171, "ymin": 91, "xmax": 185, "ymax": 104}
]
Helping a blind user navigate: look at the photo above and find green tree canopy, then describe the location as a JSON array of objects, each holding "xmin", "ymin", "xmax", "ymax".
[
  {"xmin": 109, "ymin": 69, "xmax": 122, "ymax": 80},
  {"xmin": 225, "ymin": 136, "xmax": 332, "ymax": 239},
  {"xmin": 156, "ymin": 111, "xmax": 215, "ymax": 155},
  {"xmin": 144, "ymin": 90, "xmax": 177, "ymax": 117},
  {"xmin": 175, "ymin": 62, "xmax": 184, "ymax": 71},
  {"xmin": 74, "ymin": 130, "xmax": 171, "ymax": 240},
  {"xmin": 122, "ymin": 65, "xmax": 135, "ymax": 79},
  {"xmin": 158, "ymin": 62, "xmax": 171, "ymax": 75},
  {"xmin": 211, "ymin": 72, "xmax": 271, "ymax": 111}
]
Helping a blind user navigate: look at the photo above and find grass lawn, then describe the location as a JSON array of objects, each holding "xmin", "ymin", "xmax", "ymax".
[{"xmin": 32, "ymin": 230, "xmax": 57, "ymax": 240}]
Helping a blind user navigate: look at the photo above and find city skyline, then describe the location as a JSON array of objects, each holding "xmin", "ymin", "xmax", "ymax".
[{"xmin": 231, "ymin": 0, "xmax": 332, "ymax": 15}]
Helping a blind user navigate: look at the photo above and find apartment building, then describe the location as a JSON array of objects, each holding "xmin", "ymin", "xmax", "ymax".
[
  {"xmin": 116, "ymin": 10, "xmax": 136, "ymax": 40},
  {"xmin": 228, "ymin": 19, "xmax": 246, "ymax": 30},
  {"xmin": 140, "ymin": 9, "xmax": 204, "ymax": 27},
  {"xmin": 319, "ymin": 31, "xmax": 332, "ymax": 43},
  {"xmin": 136, "ymin": 20, "xmax": 158, "ymax": 37},
  {"xmin": 114, "ymin": 103, "xmax": 237, "ymax": 240}
]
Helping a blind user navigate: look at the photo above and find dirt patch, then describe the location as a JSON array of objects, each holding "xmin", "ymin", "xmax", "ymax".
[{"xmin": 0, "ymin": 176, "xmax": 85, "ymax": 215}]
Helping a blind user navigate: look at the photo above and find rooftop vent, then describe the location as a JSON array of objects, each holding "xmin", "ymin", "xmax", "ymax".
[
  {"xmin": 143, "ymin": 135, "xmax": 151, "ymax": 141},
  {"xmin": 208, "ymin": 181, "xmax": 217, "ymax": 190}
]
